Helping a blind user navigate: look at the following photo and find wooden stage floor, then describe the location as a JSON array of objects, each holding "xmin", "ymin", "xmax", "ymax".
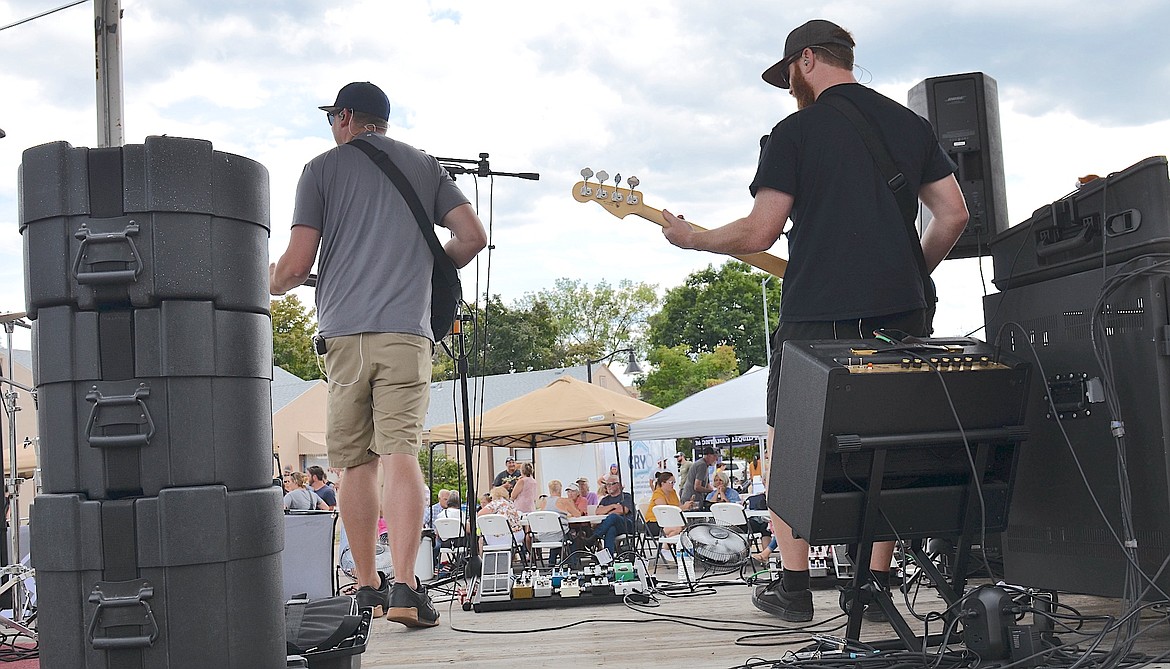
[{"xmin": 358, "ymin": 564, "xmax": 1170, "ymax": 669}]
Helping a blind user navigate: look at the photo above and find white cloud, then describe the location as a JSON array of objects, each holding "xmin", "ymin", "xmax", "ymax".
[{"xmin": 0, "ymin": 0, "xmax": 1168, "ymax": 354}]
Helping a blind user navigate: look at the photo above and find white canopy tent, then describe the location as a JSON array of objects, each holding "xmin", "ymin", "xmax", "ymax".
[{"xmin": 628, "ymin": 367, "xmax": 768, "ymax": 440}]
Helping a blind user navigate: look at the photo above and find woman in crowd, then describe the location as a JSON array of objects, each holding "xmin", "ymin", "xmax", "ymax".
[
  {"xmin": 644, "ymin": 471, "xmax": 683, "ymax": 538},
  {"xmin": 706, "ymin": 471, "xmax": 741, "ymax": 504},
  {"xmin": 510, "ymin": 462, "xmax": 539, "ymax": 513},
  {"xmin": 539, "ymin": 479, "xmax": 583, "ymax": 518},
  {"xmin": 566, "ymin": 485, "xmax": 587, "ymax": 514},
  {"xmin": 283, "ymin": 471, "xmax": 329, "ymax": 511},
  {"xmin": 478, "ymin": 485, "xmax": 525, "ymax": 548}
]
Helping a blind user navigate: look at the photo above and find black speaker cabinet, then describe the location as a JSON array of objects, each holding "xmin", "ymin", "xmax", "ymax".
[
  {"xmin": 909, "ymin": 72, "xmax": 1008, "ymax": 259},
  {"xmin": 985, "ymin": 258, "xmax": 1170, "ymax": 597},
  {"xmin": 769, "ymin": 337, "xmax": 1030, "ymax": 545}
]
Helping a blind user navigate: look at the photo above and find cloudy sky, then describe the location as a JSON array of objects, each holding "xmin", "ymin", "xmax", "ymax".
[{"xmin": 1, "ymin": 0, "xmax": 1168, "ymax": 354}]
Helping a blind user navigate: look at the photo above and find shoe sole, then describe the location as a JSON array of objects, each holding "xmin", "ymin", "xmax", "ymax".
[
  {"xmin": 751, "ymin": 592, "xmax": 813, "ymax": 623},
  {"xmin": 386, "ymin": 607, "xmax": 440, "ymax": 628},
  {"xmin": 363, "ymin": 603, "xmax": 387, "ymax": 619}
]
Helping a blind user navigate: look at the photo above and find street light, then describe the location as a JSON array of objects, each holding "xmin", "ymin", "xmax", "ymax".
[{"xmin": 586, "ymin": 348, "xmax": 643, "ymax": 383}]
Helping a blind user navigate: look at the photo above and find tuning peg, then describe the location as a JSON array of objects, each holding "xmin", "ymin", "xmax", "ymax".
[
  {"xmin": 614, "ymin": 173, "xmax": 622, "ymax": 188},
  {"xmin": 596, "ymin": 170, "xmax": 609, "ymax": 183},
  {"xmin": 580, "ymin": 167, "xmax": 594, "ymax": 180},
  {"xmin": 627, "ymin": 176, "xmax": 639, "ymax": 189}
]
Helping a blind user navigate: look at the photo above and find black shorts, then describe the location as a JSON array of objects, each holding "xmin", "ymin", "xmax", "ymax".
[{"xmin": 765, "ymin": 308, "xmax": 929, "ymax": 427}]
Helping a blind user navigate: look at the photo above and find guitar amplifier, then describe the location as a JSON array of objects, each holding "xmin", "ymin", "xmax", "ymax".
[
  {"xmin": 769, "ymin": 337, "xmax": 1030, "ymax": 544},
  {"xmin": 990, "ymin": 155, "xmax": 1170, "ymax": 290}
]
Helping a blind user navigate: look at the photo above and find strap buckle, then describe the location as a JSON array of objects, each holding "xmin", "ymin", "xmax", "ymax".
[{"xmin": 887, "ymin": 173, "xmax": 907, "ymax": 191}]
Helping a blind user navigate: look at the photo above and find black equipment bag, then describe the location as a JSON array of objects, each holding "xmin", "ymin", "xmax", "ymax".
[
  {"xmin": 349, "ymin": 139, "xmax": 461, "ymax": 340},
  {"xmin": 284, "ymin": 594, "xmax": 363, "ymax": 656}
]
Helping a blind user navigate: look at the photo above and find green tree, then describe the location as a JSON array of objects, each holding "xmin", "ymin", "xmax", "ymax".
[
  {"xmin": 521, "ymin": 277, "xmax": 658, "ymax": 363},
  {"xmin": 271, "ymin": 295, "xmax": 322, "ymax": 380},
  {"xmin": 635, "ymin": 344, "xmax": 739, "ymax": 407},
  {"xmin": 430, "ymin": 296, "xmax": 566, "ymax": 381},
  {"xmin": 419, "ymin": 449, "xmax": 466, "ymax": 504},
  {"xmin": 648, "ymin": 261, "xmax": 781, "ymax": 374}
]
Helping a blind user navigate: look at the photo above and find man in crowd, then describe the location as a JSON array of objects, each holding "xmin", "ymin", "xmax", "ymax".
[
  {"xmin": 426, "ymin": 488, "xmax": 450, "ymax": 528},
  {"xmin": 492, "ymin": 457, "xmax": 522, "ymax": 491},
  {"xmin": 679, "ymin": 446, "xmax": 717, "ymax": 509},
  {"xmin": 589, "ymin": 475, "xmax": 634, "ymax": 555},
  {"xmin": 307, "ymin": 465, "xmax": 337, "ymax": 510},
  {"xmin": 659, "ymin": 20, "xmax": 967, "ymax": 622},
  {"xmin": 270, "ymin": 81, "xmax": 487, "ymax": 628}
]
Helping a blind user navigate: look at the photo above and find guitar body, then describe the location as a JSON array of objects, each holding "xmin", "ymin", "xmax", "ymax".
[{"xmin": 571, "ymin": 179, "xmax": 787, "ymax": 278}]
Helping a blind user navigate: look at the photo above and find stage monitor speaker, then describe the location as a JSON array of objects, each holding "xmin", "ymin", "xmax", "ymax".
[
  {"xmin": 909, "ymin": 72, "xmax": 1008, "ymax": 259},
  {"xmin": 769, "ymin": 337, "xmax": 1031, "ymax": 545},
  {"xmin": 984, "ymin": 258, "xmax": 1170, "ymax": 598}
]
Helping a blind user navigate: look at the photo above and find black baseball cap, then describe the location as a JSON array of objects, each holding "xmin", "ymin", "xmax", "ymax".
[
  {"xmin": 319, "ymin": 82, "xmax": 390, "ymax": 120},
  {"xmin": 762, "ymin": 19, "xmax": 854, "ymax": 89}
]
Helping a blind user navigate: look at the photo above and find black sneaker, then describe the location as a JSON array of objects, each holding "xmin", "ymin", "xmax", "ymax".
[
  {"xmin": 752, "ymin": 580, "xmax": 813, "ymax": 622},
  {"xmin": 355, "ymin": 573, "xmax": 390, "ymax": 619},
  {"xmin": 386, "ymin": 578, "xmax": 440, "ymax": 628},
  {"xmin": 863, "ymin": 604, "xmax": 889, "ymax": 623}
]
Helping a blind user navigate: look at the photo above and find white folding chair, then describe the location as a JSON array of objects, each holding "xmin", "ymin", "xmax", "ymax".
[
  {"xmin": 477, "ymin": 513, "xmax": 522, "ymax": 562},
  {"xmin": 652, "ymin": 505, "xmax": 685, "ymax": 570},
  {"xmin": 434, "ymin": 515, "xmax": 467, "ymax": 565},
  {"xmin": 711, "ymin": 502, "xmax": 761, "ymax": 551},
  {"xmin": 525, "ymin": 511, "xmax": 568, "ymax": 566}
]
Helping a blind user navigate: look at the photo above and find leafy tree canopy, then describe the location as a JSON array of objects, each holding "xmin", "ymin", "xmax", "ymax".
[{"xmin": 635, "ymin": 344, "xmax": 739, "ymax": 408}]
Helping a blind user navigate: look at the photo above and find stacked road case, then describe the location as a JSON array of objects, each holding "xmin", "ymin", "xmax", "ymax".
[{"xmin": 19, "ymin": 136, "xmax": 285, "ymax": 668}]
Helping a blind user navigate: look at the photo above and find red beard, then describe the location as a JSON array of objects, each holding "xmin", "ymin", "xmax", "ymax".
[{"xmin": 791, "ymin": 64, "xmax": 816, "ymax": 110}]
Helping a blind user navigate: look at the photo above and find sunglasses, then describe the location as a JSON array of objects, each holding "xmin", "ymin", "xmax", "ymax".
[{"xmin": 326, "ymin": 109, "xmax": 344, "ymax": 126}]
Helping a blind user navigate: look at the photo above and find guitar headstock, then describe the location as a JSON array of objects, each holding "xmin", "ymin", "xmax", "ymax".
[{"xmin": 571, "ymin": 168, "xmax": 649, "ymax": 219}]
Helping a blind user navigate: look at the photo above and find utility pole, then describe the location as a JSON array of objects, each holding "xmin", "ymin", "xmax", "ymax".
[{"xmin": 94, "ymin": 0, "xmax": 124, "ymax": 147}]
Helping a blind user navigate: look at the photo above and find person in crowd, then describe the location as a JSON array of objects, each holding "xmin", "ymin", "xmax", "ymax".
[
  {"xmin": 656, "ymin": 19, "xmax": 967, "ymax": 623},
  {"xmin": 492, "ymin": 457, "xmax": 522, "ymax": 491},
  {"xmin": 478, "ymin": 486, "xmax": 525, "ymax": 550},
  {"xmin": 748, "ymin": 454, "xmax": 764, "ymax": 482},
  {"xmin": 510, "ymin": 462, "xmax": 538, "ymax": 513},
  {"xmin": 597, "ymin": 463, "xmax": 620, "ymax": 489},
  {"xmin": 679, "ymin": 445, "xmax": 718, "ymax": 509},
  {"xmin": 676, "ymin": 452, "xmax": 692, "ymax": 481},
  {"xmin": 589, "ymin": 475, "xmax": 634, "ymax": 555},
  {"xmin": 645, "ymin": 471, "xmax": 683, "ymax": 538},
  {"xmin": 270, "ymin": 81, "xmax": 487, "ymax": 628},
  {"xmin": 707, "ymin": 471, "xmax": 742, "ymax": 504},
  {"xmin": 576, "ymin": 478, "xmax": 599, "ymax": 507},
  {"xmin": 283, "ymin": 471, "xmax": 330, "ymax": 511},
  {"xmin": 426, "ymin": 488, "xmax": 450, "ymax": 528},
  {"xmin": 307, "ymin": 465, "xmax": 337, "ymax": 510},
  {"xmin": 438, "ymin": 491, "xmax": 468, "ymax": 532},
  {"xmin": 566, "ymin": 485, "xmax": 587, "ymax": 514},
  {"xmin": 539, "ymin": 480, "xmax": 583, "ymax": 518},
  {"xmin": 478, "ymin": 492, "xmax": 492, "ymax": 511}
]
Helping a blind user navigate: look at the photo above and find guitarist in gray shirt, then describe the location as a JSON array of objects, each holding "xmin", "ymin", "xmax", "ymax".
[{"xmin": 271, "ymin": 81, "xmax": 486, "ymax": 628}]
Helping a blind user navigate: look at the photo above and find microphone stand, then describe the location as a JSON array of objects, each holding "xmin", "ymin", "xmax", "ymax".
[
  {"xmin": 429, "ymin": 308, "xmax": 479, "ymax": 592},
  {"xmin": 0, "ymin": 314, "xmax": 34, "ymax": 638},
  {"xmin": 434, "ymin": 153, "xmax": 539, "ymax": 181}
]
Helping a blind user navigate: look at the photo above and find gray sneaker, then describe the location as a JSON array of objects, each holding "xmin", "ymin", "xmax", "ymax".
[
  {"xmin": 386, "ymin": 578, "xmax": 440, "ymax": 628},
  {"xmin": 354, "ymin": 573, "xmax": 389, "ymax": 618}
]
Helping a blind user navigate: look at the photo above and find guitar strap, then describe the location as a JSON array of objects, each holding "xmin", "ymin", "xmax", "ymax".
[{"xmin": 818, "ymin": 93, "xmax": 937, "ymax": 333}]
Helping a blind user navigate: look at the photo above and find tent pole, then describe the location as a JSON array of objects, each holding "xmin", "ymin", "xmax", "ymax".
[{"xmin": 611, "ymin": 423, "xmax": 624, "ymax": 491}]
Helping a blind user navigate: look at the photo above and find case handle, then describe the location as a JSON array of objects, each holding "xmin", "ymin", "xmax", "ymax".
[
  {"xmin": 72, "ymin": 221, "xmax": 144, "ymax": 285},
  {"xmin": 84, "ymin": 384, "xmax": 155, "ymax": 448}
]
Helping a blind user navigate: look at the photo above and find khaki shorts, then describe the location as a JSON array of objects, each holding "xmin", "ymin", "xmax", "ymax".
[{"xmin": 324, "ymin": 332, "xmax": 432, "ymax": 468}]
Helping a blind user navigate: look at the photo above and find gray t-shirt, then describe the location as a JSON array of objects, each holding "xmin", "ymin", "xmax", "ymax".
[
  {"xmin": 292, "ymin": 133, "xmax": 470, "ymax": 340},
  {"xmin": 679, "ymin": 459, "xmax": 710, "ymax": 506}
]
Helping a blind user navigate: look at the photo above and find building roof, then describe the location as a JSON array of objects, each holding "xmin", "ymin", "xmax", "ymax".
[
  {"xmin": 425, "ymin": 365, "xmax": 590, "ymax": 429},
  {"xmin": 271, "ymin": 366, "xmax": 321, "ymax": 413}
]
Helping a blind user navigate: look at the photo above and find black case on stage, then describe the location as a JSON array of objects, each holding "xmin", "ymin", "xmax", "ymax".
[
  {"xmin": 985, "ymin": 258, "xmax": 1170, "ymax": 597},
  {"xmin": 31, "ymin": 485, "xmax": 286, "ymax": 669},
  {"xmin": 769, "ymin": 337, "xmax": 1030, "ymax": 544},
  {"xmin": 32, "ymin": 301, "xmax": 273, "ymax": 498},
  {"xmin": 989, "ymin": 155, "xmax": 1170, "ymax": 290},
  {"xmin": 18, "ymin": 136, "xmax": 271, "ymax": 318}
]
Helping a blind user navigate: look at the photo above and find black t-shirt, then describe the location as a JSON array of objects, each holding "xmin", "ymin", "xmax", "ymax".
[{"xmin": 751, "ymin": 83, "xmax": 956, "ymax": 322}]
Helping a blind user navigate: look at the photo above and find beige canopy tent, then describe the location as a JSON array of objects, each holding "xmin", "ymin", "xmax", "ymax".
[{"xmin": 425, "ymin": 376, "xmax": 660, "ymax": 448}]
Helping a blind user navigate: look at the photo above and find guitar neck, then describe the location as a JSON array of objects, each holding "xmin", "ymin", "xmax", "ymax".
[{"xmin": 631, "ymin": 208, "xmax": 788, "ymax": 279}]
